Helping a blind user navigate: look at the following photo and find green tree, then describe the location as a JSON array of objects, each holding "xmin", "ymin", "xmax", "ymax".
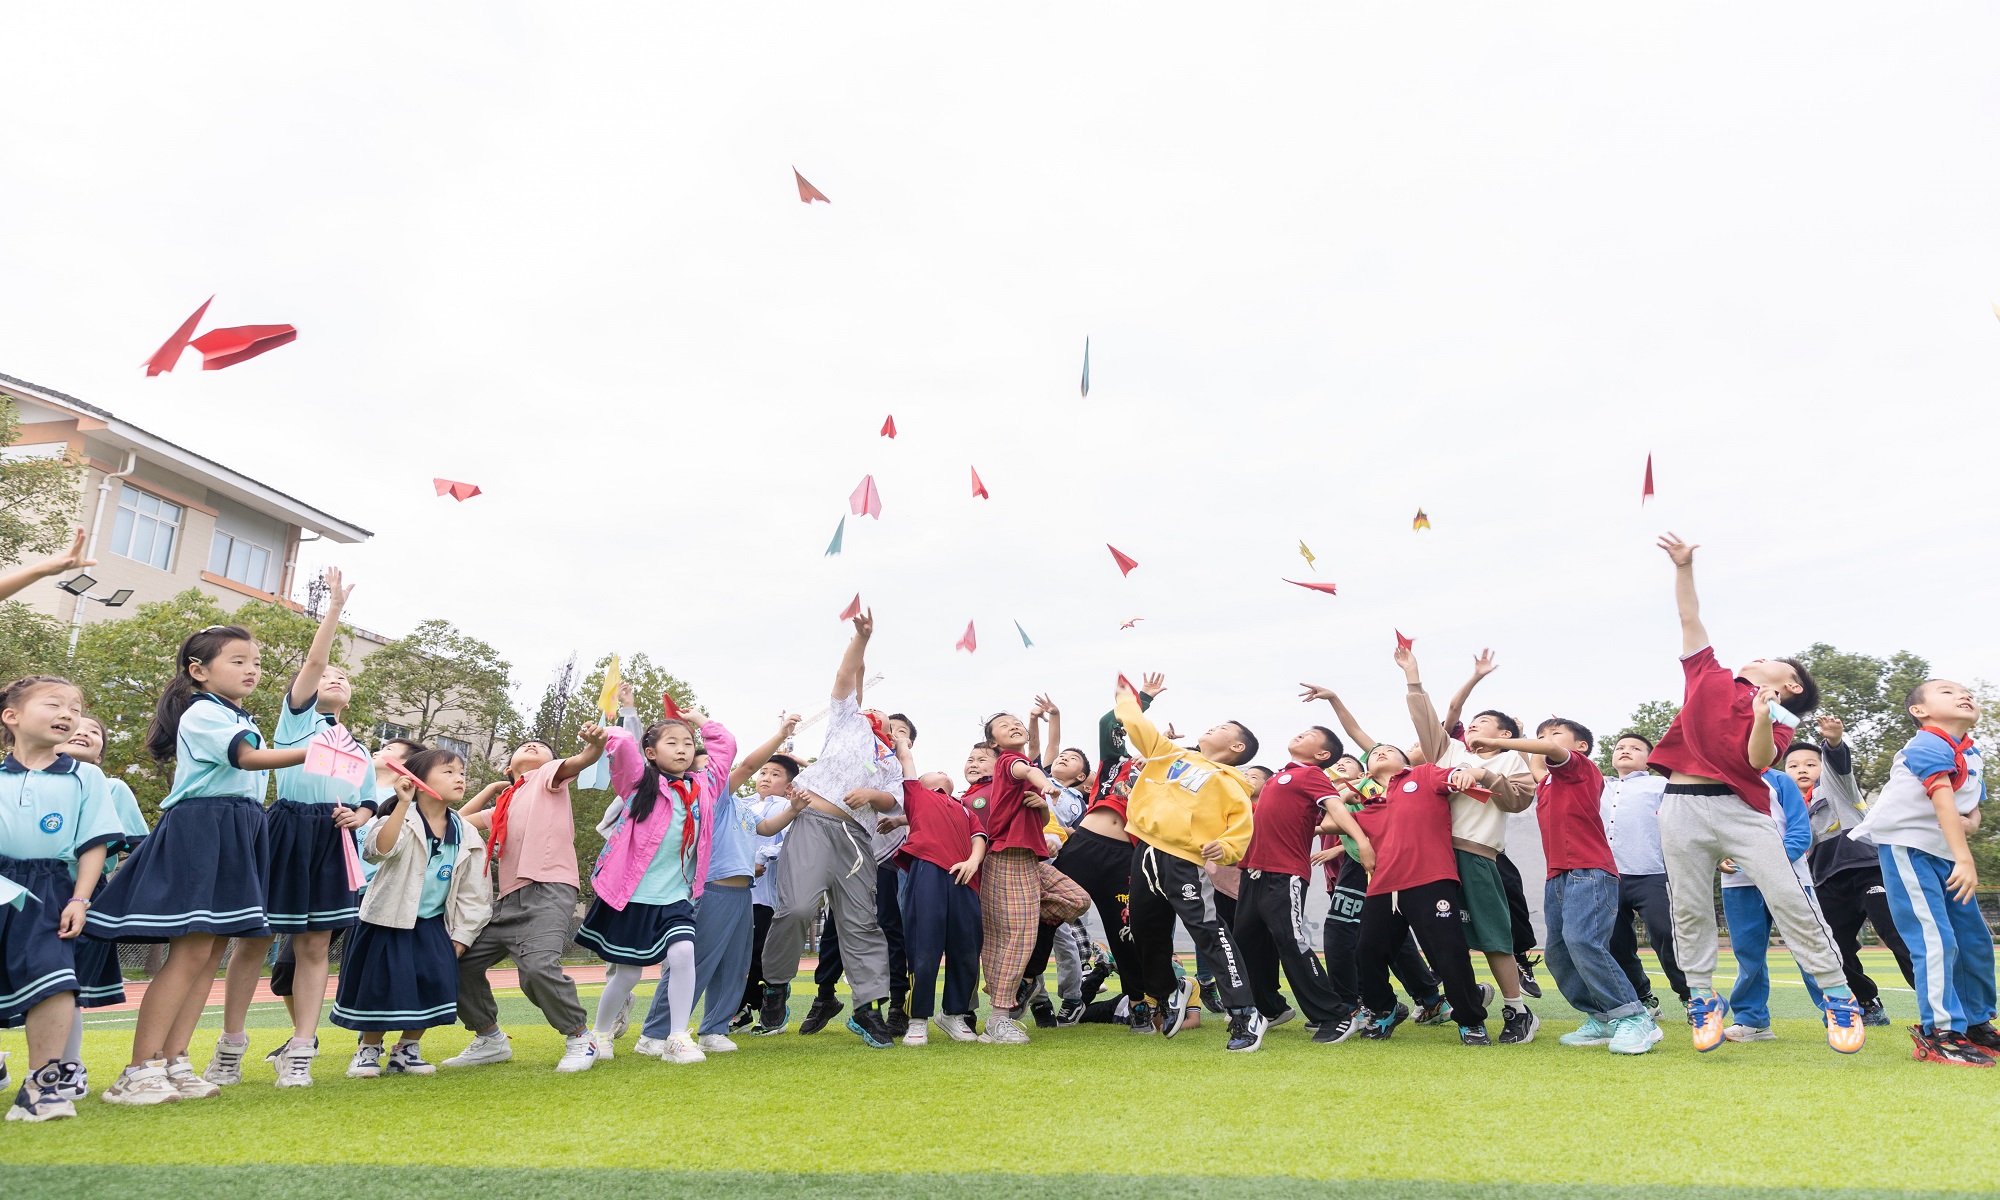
[
  {"xmin": 351, "ymin": 619, "xmax": 517, "ymax": 767},
  {"xmin": 1790, "ymin": 644, "xmax": 1933, "ymax": 791},
  {"xmin": 1596, "ymin": 699, "xmax": 1682, "ymax": 772},
  {"xmin": 0, "ymin": 601, "xmax": 70, "ymax": 686},
  {"xmin": 0, "ymin": 398, "xmax": 86, "ymax": 566}
]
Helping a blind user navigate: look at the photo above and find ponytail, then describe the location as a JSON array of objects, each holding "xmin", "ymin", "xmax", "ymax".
[
  {"xmin": 627, "ymin": 718, "xmax": 695, "ymax": 824},
  {"xmin": 146, "ymin": 625, "xmax": 252, "ymax": 762}
]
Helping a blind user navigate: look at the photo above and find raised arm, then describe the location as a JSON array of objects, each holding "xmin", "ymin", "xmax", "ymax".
[
  {"xmin": 289, "ymin": 567, "xmax": 353, "ymax": 711},
  {"xmin": 1441, "ymin": 649, "xmax": 1496, "ymax": 735},
  {"xmin": 1656, "ymin": 533, "xmax": 1709, "ymax": 656},
  {"xmin": 1113, "ymin": 682, "xmax": 1172, "ymax": 760},
  {"xmin": 832, "ymin": 610, "xmax": 873, "ymax": 702},
  {"xmin": 554, "ymin": 721, "xmax": 610, "ymax": 785},
  {"xmin": 0, "ymin": 527, "xmax": 93, "ymax": 603},
  {"xmin": 730, "ymin": 713, "xmax": 801, "ymax": 793},
  {"xmin": 1299, "ymin": 684, "xmax": 1376, "ymax": 752},
  {"xmin": 1396, "ymin": 648, "xmax": 1451, "ymax": 766},
  {"xmin": 1747, "ymin": 687, "xmax": 1779, "ymax": 771}
]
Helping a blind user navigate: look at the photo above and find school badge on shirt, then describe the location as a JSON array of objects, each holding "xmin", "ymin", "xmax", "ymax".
[
  {"xmin": 39, "ymin": 812, "xmax": 62, "ymax": 834},
  {"xmin": 436, "ymin": 864, "xmax": 453, "ymax": 881}
]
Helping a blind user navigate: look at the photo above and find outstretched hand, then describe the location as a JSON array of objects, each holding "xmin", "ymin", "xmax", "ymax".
[
  {"xmin": 851, "ymin": 608, "xmax": 874, "ymax": 639},
  {"xmin": 1657, "ymin": 532, "xmax": 1698, "ymax": 567},
  {"xmin": 1141, "ymin": 672, "xmax": 1166, "ymax": 697},
  {"xmin": 48, "ymin": 527, "xmax": 95, "ymax": 575},
  {"xmin": 1299, "ymin": 683, "xmax": 1337, "ymax": 703},
  {"xmin": 1472, "ymin": 649, "xmax": 1497, "ymax": 678},
  {"xmin": 1816, "ymin": 715, "xmax": 1844, "ymax": 745}
]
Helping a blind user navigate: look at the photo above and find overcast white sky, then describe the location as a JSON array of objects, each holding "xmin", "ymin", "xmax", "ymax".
[{"xmin": 3, "ymin": 4, "xmax": 1997, "ymax": 771}]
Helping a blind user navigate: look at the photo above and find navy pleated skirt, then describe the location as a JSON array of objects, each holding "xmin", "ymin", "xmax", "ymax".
[
  {"xmin": 265, "ymin": 799, "xmax": 360, "ymax": 932},
  {"xmin": 330, "ymin": 914, "xmax": 458, "ymax": 1032},
  {"xmin": 84, "ymin": 796, "xmax": 271, "ymax": 943},
  {"xmin": 0, "ymin": 856, "xmax": 80, "ymax": 1028},
  {"xmin": 573, "ymin": 897, "xmax": 695, "ymax": 966},
  {"xmin": 71, "ymin": 874, "xmax": 125, "ymax": 1008}
]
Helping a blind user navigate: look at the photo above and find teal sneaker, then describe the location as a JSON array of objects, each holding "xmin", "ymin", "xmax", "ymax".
[
  {"xmin": 1559, "ymin": 1016, "xmax": 1614, "ymax": 1046},
  {"xmin": 1608, "ymin": 1012, "xmax": 1662, "ymax": 1055}
]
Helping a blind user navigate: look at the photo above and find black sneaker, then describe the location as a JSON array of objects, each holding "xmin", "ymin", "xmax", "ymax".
[
  {"xmin": 1082, "ymin": 959, "xmax": 1112, "ymax": 1001},
  {"xmin": 1128, "ymin": 999, "xmax": 1156, "ymax": 1034},
  {"xmin": 1160, "ymin": 978, "xmax": 1197, "ymax": 1038},
  {"xmin": 1966, "ymin": 1021, "xmax": 2000, "ymax": 1051},
  {"xmin": 1412, "ymin": 995, "xmax": 1450, "ymax": 1026},
  {"xmin": 847, "ymin": 1003, "xmax": 894, "ymax": 1049},
  {"xmin": 1360, "ymin": 1002, "xmax": 1410, "ymax": 1040},
  {"xmin": 1499, "ymin": 1006, "xmax": 1540, "ymax": 1045},
  {"xmin": 1859, "ymin": 998, "xmax": 1890, "ymax": 1028},
  {"xmin": 1312, "ymin": 1011, "xmax": 1361, "ymax": 1044},
  {"xmin": 754, "ymin": 984, "xmax": 791, "ymax": 1034},
  {"xmin": 1640, "ymin": 993, "xmax": 1661, "ymax": 1016},
  {"xmin": 731, "ymin": 1003, "xmax": 757, "ymax": 1032},
  {"xmin": 1516, "ymin": 955, "xmax": 1543, "ymax": 999},
  {"xmin": 1198, "ymin": 977, "xmax": 1225, "ymax": 1014},
  {"xmin": 799, "ymin": 995, "xmax": 844, "ymax": 1035},
  {"xmin": 1459, "ymin": 1024, "xmax": 1493, "ymax": 1046},
  {"xmin": 1056, "ymin": 999, "xmax": 1085, "ymax": 1027},
  {"xmin": 1030, "ymin": 994, "xmax": 1058, "ymax": 1028},
  {"xmin": 885, "ymin": 1006, "xmax": 910, "ymax": 1038},
  {"xmin": 1931, "ymin": 1029, "xmax": 1996, "ymax": 1068},
  {"xmin": 1225, "ymin": 1008, "xmax": 1268, "ymax": 1052}
]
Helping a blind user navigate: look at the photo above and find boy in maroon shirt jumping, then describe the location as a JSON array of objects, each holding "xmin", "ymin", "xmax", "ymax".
[{"xmin": 1650, "ymin": 533, "xmax": 1861, "ymax": 1054}]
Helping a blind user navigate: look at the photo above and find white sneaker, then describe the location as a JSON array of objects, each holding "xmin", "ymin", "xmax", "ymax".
[
  {"xmin": 347, "ymin": 1044, "xmax": 383, "ymax": 1078},
  {"xmin": 52, "ymin": 1061, "xmax": 87, "ymax": 1101},
  {"xmin": 985, "ymin": 1013, "xmax": 1031, "ymax": 1044},
  {"xmin": 933, "ymin": 1013, "xmax": 982, "ymax": 1043},
  {"xmin": 387, "ymin": 1041, "xmax": 436, "ymax": 1075},
  {"xmin": 611, "ymin": 994, "xmax": 635, "ymax": 1040},
  {"xmin": 7, "ymin": 1064, "xmax": 75, "ymax": 1122},
  {"xmin": 203, "ymin": 1037, "xmax": 248, "ymax": 1086},
  {"xmin": 1724, "ymin": 1023, "xmax": 1776, "ymax": 1042},
  {"xmin": 660, "ymin": 1032, "xmax": 707, "ymax": 1064},
  {"xmin": 590, "ymin": 1031, "xmax": 616, "ymax": 1060},
  {"xmin": 443, "ymin": 1031, "xmax": 513, "ymax": 1068},
  {"xmin": 903, "ymin": 1022, "xmax": 929, "ymax": 1046},
  {"xmin": 166, "ymin": 1056, "xmax": 220, "ymax": 1099},
  {"xmin": 696, "ymin": 1033, "xmax": 738, "ymax": 1053},
  {"xmin": 99, "ymin": 1060, "xmax": 180, "ymax": 1106},
  {"xmin": 631, "ymin": 1036, "xmax": 668, "ymax": 1058},
  {"xmin": 274, "ymin": 1042, "xmax": 316, "ymax": 1088},
  {"xmin": 555, "ymin": 1033, "xmax": 599, "ymax": 1073}
]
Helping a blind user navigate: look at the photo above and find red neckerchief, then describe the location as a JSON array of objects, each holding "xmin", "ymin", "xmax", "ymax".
[
  {"xmin": 1919, "ymin": 725, "xmax": 1972, "ymax": 792},
  {"xmin": 662, "ymin": 773, "xmax": 700, "ymax": 866},
  {"xmin": 486, "ymin": 776, "xmax": 529, "ymax": 865}
]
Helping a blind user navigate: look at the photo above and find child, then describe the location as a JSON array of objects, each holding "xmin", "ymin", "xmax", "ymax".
[
  {"xmin": 1231, "ymin": 724, "xmax": 1371, "ymax": 1043},
  {"xmin": 84, "ymin": 625, "xmax": 311, "ymax": 1103},
  {"xmin": 1347, "ymin": 743, "xmax": 1498, "ymax": 1044},
  {"xmin": 333, "ymin": 747, "xmax": 491, "ymax": 1076},
  {"xmin": 1649, "ymin": 533, "xmax": 1859, "ymax": 1052},
  {"xmin": 1788, "ymin": 718, "xmax": 1913, "ymax": 1025},
  {"xmin": 1027, "ymin": 714, "xmax": 1095, "ymax": 1027},
  {"xmin": 450, "ymin": 724, "xmax": 609, "ymax": 1072},
  {"xmin": 209, "ymin": 571, "xmax": 361, "ymax": 1088},
  {"xmin": 1719, "ymin": 767, "xmax": 1825, "ymax": 1041},
  {"xmin": 742, "ymin": 753, "xmax": 805, "ymax": 1033},
  {"xmin": 1599, "ymin": 733, "xmax": 1688, "ymax": 1012},
  {"xmin": 1470, "ymin": 719, "xmax": 1660, "ymax": 1053},
  {"xmin": 974, "ymin": 712, "xmax": 1090, "ymax": 1045},
  {"xmin": 57, "ymin": 715, "xmax": 149, "ymax": 1100},
  {"xmin": 1850, "ymin": 680, "xmax": 1997, "ymax": 1066},
  {"xmin": 577, "ymin": 705, "xmax": 735, "ymax": 1065},
  {"xmin": 0, "ymin": 676, "xmax": 123, "ymax": 1121},
  {"xmin": 1112, "ymin": 681, "xmax": 1265, "ymax": 1051},
  {"xmin": 892, "ymin": 738, "xmax": 986, "ymax": 1044},
  {"xmin": 758, "ymin": 610, "xmax": 904, "ymax": 1048}
]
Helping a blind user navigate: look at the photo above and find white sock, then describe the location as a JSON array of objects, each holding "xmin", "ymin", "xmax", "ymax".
[
  {"xmin": 65, "ymin": 1013, "xmax": 84, "ymax": 1063},
  {"xmin": 594, "ymin": 964, "xmax": 644, "ymax": 1033},
  {"xmin": 665, "ymin": 941, "xmax": 697, "ymax": 1033},
  {"xmin": 1503, "ymin": 994, "xmax": 1526, "ymax": 1013}
]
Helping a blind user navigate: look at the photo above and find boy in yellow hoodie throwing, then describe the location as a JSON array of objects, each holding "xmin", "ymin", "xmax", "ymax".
[{"xmin": 1112, "ymin": 681, "xmax": 1264, "ymax": 1051}]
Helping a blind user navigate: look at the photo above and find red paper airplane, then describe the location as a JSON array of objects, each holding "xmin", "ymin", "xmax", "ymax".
[
  {"xmin": 881, "ymin": 415, "xmax": 896, "ymax": 439},
  {"xmin": 1395, "ymin": 630, "xmax": 1415, "ymax": 652},
  {"xmin": 955, "ymin": 621, "xmax": 977, "ymax": 653},
  {"xmin": 1108, "ymin": 544, "xmax": 1138, "ymax": 576},
  {"xmin": 850, "ymin": 474, "xmax": 882, "ymax": 519},
  {"xmin": 1117, "ymin": 673, "xmax": 1139, "ymax": 697},
  {"xmin": 383, "ymin": 756, "xmax": 442, "ymax": 801},
  {"xmin": 838, "ymin": 594, "xmax": 861, "ymax": 621},
  {"xmin": 1642, "ymin": 454, "xmax": 1655, "ymax": 504},
  {"xmin": 661, "ymin": 692, "xmax": 684, "ymax": 721},
  {"xmin": 1284, "ymin": 579, "xmax": 1339, "ymax": 596},
  {"xmin": 189, "ymin": 324, "xmax": 296, "ymax": 371},
  {"xmin": 970, "ymin": 467, "xmax": 989, "ymax": 500},
  {"xmin": 144, "ymin": 296, "xmax": 212, "ymax": 376},
  {"xmin": 1120, "ymin": 617, "xmax": 1143, "ymax": 630},
  {"xmin": 794, "ymin": 168, "xmax": 830, "ymax": 205},
  {"xmin": 432, "ymin": 478, "xmax": 481, "ymax": 501}
]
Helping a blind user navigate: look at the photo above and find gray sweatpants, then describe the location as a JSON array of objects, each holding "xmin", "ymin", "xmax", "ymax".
[
  {"xmin": 762, "ymin": 809, "xmax": 889, "ymax": 1005},
  {"xmin": 1658, "ymin": 788, "xmax": 1845, "ymax": 991},
  {"xmin": 456, "ymin": 881, "xmax": 588, "ymax": 1035},
  {"xmin": 1054, "ymin": 920, "xmax": 1085, "ymax": 1002}
]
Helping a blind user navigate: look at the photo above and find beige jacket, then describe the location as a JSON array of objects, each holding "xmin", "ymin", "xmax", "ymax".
[
  {"xmin": 1407, "ymin": 684, "xmax": 1536, "ymax": 859},
  {"xmin": 358, "ymin": 801, "xmax": 493, "ymax": 946}
]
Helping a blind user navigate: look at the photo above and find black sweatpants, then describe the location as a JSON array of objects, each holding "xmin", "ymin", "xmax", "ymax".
[
  {"xmin": 1817, "ymin": 865, "xmax": 1916, "ymax": 1004},
  {"xmin": 815, "ymin": 862, "xmax": 908, "ymax": 1007},
  {"xmin": 1234, "ymin": 870, "xmax": 1344, "ymax": 1024},
  {"xmin": 740, "ymin": 902, "xmax": 774, "ymax": 1012},
  {"xmin": 1210, "ymin": 892, "xmax": 1287, "ymax": 1017},
  {"xmin": 1357, "ymin": 879, "xmax": 1488, "ymax": 1027},
  {"xmin": 1025, "ymin": 827, "xmax": 1137, "ymax": 999},
  {"xmin": 1495, "ymin": 851, "xmax": 1537, "ymax": 955},
  {"xmin": 1325, "ymin": 856, "xmax": 1440, "ymax": 1011},
  {"xmin": 1607, "ymin": 871, "xmax": 1688, "ymax": 1003},
  {"xmin": 1128, "ymin": 842, "xmax": 1250, "ymax": 1010}
]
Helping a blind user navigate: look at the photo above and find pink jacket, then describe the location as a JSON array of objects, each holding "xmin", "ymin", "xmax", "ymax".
[{"xmin": 590, "ymin": 720, "xmax": 737, "ymax": 910}]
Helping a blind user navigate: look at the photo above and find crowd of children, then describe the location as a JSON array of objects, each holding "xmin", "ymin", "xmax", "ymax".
[{"xmin": 0, "ymin": 527, "xmax": 1996, "ymax": 1122}]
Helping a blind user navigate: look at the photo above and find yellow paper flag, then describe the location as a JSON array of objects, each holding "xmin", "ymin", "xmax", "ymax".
[
  {"xmin": 1298, "ymin": 540, "xmax": 1316, "ymax": 571},
  {"xmin": 598, "ymin": 654, "xmax": 622, "ymax": 720}
]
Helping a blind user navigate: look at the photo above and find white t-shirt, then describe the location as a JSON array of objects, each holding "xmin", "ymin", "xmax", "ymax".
[
  {"xmin": 1852, "ymin": 732, "xmax": 1985, "ymax": 862},
  {"xmin": 1437, "ymin": 741, "xmax": 1529, "ymax": 851},
  {"xmin": 792, "ymin": 691, "xmax": 906, "ymax": 860}
]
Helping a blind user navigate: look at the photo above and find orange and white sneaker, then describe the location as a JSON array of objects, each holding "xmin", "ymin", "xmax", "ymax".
[
  {"xmin": 1687, "ymin": 993, "xmax": 1730, "ymax": 1052},
  {"xmin": 1823, "ymin": 995, "xmax": 1866, "ymax": 1054}
]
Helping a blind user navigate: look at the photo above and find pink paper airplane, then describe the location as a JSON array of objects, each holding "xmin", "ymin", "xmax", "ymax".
[
  {"xmin": 881, "ymin": 415, "xmax": 897, "ymax": 438},
  {"xmin": 1395, "ymin": 630, "xmax": 1415, "ymax": 652},
  {"xmin": 850, "ymin": 474, "xmax": 882, "ymax": 519},
  {"xmin": 956, "ymin": 621, "xmax": 977, "ymax": 653},
  {"xmin": 794, "ymin": 168, "xmax": 831, "ymax": 204},
  {"xmin": 433, "ymin": 478, "xmax": 481, "ymax": 502},
  {"xmin": 144, "ymin": 296, "xmax": 212, "ymax": 376},
  {"xmin": 189, "ymin": 324, "xmax": 297, "ymax": 370},
  {"xmin": 1108, "ymin": 544, "xmax": 1138, "ymax": 576},
  {"xmin": 304, "ymin": 726, "xmax": 371, "ymax": 789},
  {"xmin": 971, "ymin": 467, "xmax": 989, "ymax": 500},
  {"xmin": 838, "ymin": 594, "xmax": 862, "ymax": 621},
  {"xmin": 1284, "ymin": 579, "xmax": 1339, "ymax": 595}
]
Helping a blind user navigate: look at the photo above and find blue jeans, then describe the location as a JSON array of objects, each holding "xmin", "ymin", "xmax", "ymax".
[
  {"xmin": 1722, "ymin": 883, "xmax": 1825, "ymax": 1028},
  {"xmin": 1544, "ymin": 868, "xmax": 1644, "ymax": 1022},
  {"xmin": 1880, "ymin": 844, "xmax": 1997, "ymax": 1033}
]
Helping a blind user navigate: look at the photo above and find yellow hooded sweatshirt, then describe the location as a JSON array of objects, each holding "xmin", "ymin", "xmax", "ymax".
[{"xmin": 1114, "ymin": 691, "xmax": 1253, "ymax": 866}]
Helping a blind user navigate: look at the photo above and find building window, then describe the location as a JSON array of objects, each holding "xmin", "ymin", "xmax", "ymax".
[
  {"xmin": 109, "ymin": 486, "xmax": 181, "ymax": 571},
  {"xmin": 372, "ymin": 723, "xmax": 412, "ymax": 748},
  {"xmin": 207, "ymin": 531, "xmax": 274, "ymax": 592},
  {"xmin": 438, "ymin": 736, "xmax": 473, "ymax": 760}
]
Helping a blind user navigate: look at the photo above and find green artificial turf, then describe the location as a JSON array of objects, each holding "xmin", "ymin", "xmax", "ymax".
[{"xmin": 7, "ymin": 951, "xmax": 1994, "ymax": 1195}]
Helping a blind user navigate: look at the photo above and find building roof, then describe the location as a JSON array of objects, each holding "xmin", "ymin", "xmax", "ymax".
[{"xmin": 0, "ymin": 370, "xmax": 373, "ymax": 544}]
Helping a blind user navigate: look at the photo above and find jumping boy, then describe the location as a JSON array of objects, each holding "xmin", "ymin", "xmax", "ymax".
[{"xmin": 1649, "ymin": 533, "xmax": 1860, "ymax": 1052}]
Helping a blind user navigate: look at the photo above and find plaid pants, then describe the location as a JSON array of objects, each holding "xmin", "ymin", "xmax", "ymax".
[{"xmin": 980, "ymin": 848, "xmax": 1089, "ymax": 1010}]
